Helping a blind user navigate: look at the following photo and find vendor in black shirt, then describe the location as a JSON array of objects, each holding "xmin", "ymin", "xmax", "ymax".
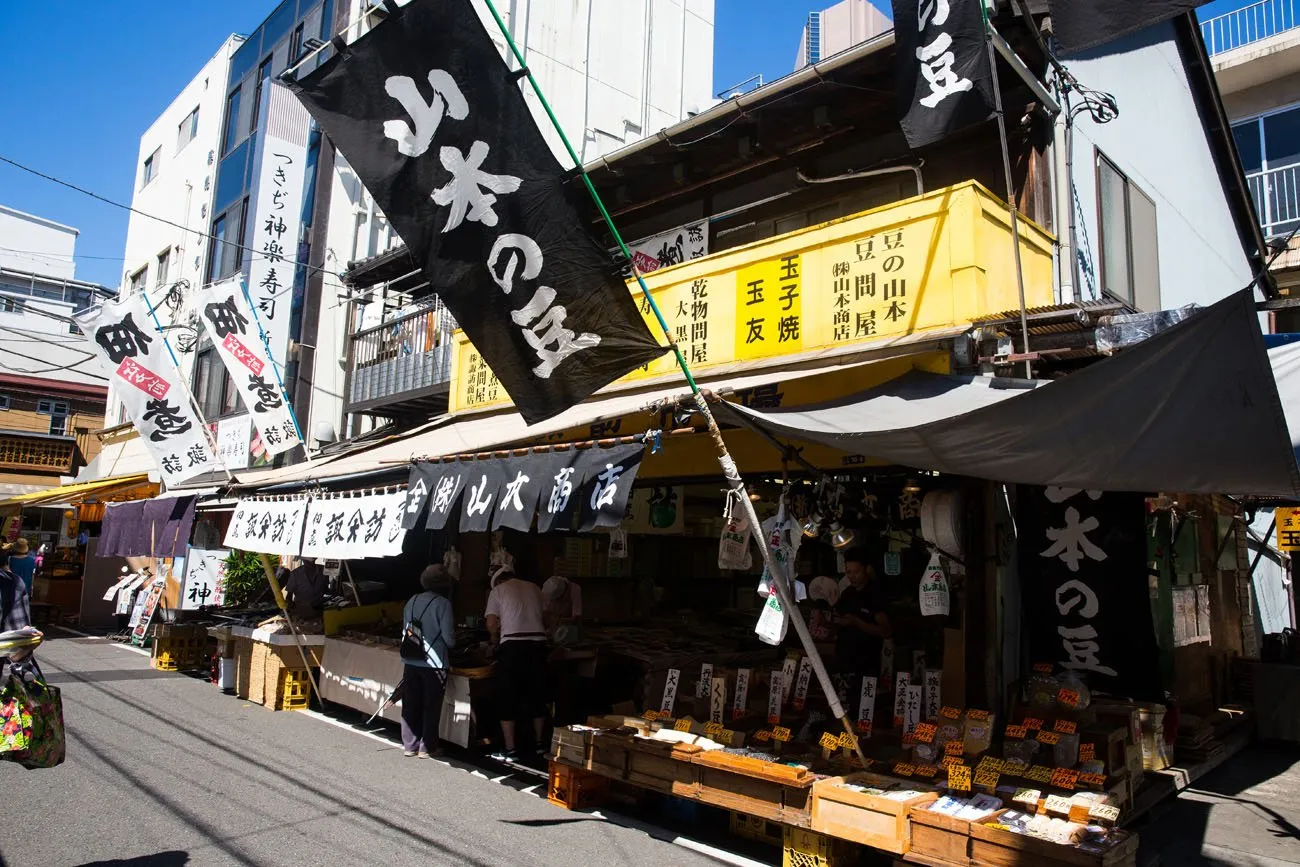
[{"xmin": 834, "ymin": 549, "xmax": 891, "ymax": 717}]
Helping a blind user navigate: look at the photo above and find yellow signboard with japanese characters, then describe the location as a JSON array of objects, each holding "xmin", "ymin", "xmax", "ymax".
[
  {"xmin": 449, "ymin": 181, "xmax": 1055, "ymax": 413},
  {"xmin": 1277, "ymin": 507, "xmax": 1300, "ymax": 551}
]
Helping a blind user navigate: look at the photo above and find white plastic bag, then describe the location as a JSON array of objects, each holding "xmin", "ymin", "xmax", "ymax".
[
  {"xmin": 918, "ymin": 552, "xmax": 951, "ymax": 617},
  {"xmin": 442, "ymin": 546, "xmax": 462, "ymax": 580},
  {"xmin": 755, "ymin": 590, "xmax": 789, "ymax": 646},
  {"xmin": 757, "ymin": 498, "xmax": 801, "ymax": 598},
  {"xmin": 608, "ymin": 528, "xmax": 629, "ymax": 559},
  {"xmin": 718, "ymin": 492, "xmax": 754, "ymax": 571}
]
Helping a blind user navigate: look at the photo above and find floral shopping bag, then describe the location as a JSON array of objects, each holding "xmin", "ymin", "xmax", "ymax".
[
  {"xmin": 17, "ymin": 678, "xmax": 64, "ymax": 769},
  {"xmin": 0, "ymin": 674, "xmax": 34, "ymax": 756}
]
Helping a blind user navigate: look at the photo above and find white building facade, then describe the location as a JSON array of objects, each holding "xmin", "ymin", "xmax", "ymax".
[{"xmin": 794, "ymin": 0, "xmax": 891, "ymax": 71}]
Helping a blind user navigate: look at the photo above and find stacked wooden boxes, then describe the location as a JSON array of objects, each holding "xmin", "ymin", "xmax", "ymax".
[
  {"xmin": 694, "ymin": 750, "xmax": 816, "ymax": 827},
  {"xmin": 968, "ymin": 816, "xmax": 1138, "ymax": 867},
  {"xmin": 245, "ymin": 639, "xmax": 322, "ymax": 709},
  {"xmin": 809, "ymin": 773, "xmax": 938, "ymax": 855},
  {"xmin": 907, "ymin": 808, "xmax": 981, "ymax": 865},
  {"xmin": 626, "ymin": 738, "xmax": 702, "ymax": 797}
]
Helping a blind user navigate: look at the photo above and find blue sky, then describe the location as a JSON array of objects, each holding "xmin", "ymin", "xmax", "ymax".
[{"xmin": 0, "ymin": 0, "xmax": 1254, "ymax": 289}]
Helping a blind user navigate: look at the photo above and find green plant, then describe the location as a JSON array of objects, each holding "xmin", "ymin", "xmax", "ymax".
[{"xmin": 223, "ymin": 551, "xmax": 278, "ymax": 608}]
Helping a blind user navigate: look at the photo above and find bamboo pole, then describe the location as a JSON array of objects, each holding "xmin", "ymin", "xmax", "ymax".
[
  {"xmin": 256, "ymin": 552, "xmax": 323, "ymax": 704},
  {"xmin": 480, "ymin": 0, "xmax": 867, "ymax": 765}
]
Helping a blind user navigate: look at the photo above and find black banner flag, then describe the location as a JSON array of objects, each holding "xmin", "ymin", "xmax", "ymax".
[
  {"xmin": 576, "ymin": 443, "xmax": 647, "ymax": 532},
  {"xmin": 493, "ymin": 452, "xmax": 566, "ymax": 532},
  {"xmin": 892, "ymin": 0, "xmax": 996, "ymax": 150},
  {"xmin": 1050, "ymin": 0, "xmax": 1209, "ymax": 55},
  {"xmin": 287, "ymin": 0, "xmax": 665, "ymax": 424},
  {"xmin": 1017, "ymin": 487, "xmax": 1163, "ymax": 700}
]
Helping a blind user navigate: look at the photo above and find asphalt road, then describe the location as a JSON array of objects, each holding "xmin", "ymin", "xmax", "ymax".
[{"xmin": 0, "ymin": 633, "xmax": 762, "ymax": 867}]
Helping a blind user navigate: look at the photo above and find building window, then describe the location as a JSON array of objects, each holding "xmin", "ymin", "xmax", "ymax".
[
  {"xmin": 1096, "ymin": 151, "xmax": 1160, "ymax": 312},
  {"xmin": 156, "ymin": 248, "xmax": 171, "ymax": 289},
  {"xmin": 222, "ymin": 85, "xmax": 243, "ymax": 156},
  {"xmin": 36, "ymin": 399, "xmax": 70, "ymax": 436},
  {"xmin": 207, "ymin": 198, "xmax": 249, "ymax": 283},
  {"xmin": 129, "ymin": 266, "xmax": 148, "ymax": 295},
  {"xmin": 0, "ymin": 394, "xmax": 9, "ymax": 410},
  {"xmin": 141, "ymin": 147, "xmax": 160, "ymax": 188},
  {"xmin": 177, "ymin": 106, "xmax": 200, "ymax": 151},
  {"xmin": 1232, "ymin": 105, "xmax": 1300, "ymax": 238},
  {"xmin": 194, "ymin": 346, "xmax": 241, "ymax": 419},
  {"xmin": 250, "ymin": 56, "xmax": 273, "ymax": 134},
  {"xmin": 290, "ymin": 22, "xmax": 306, "ymax": 63}
]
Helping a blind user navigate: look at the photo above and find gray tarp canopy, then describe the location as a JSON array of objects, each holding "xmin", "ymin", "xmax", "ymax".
[{"xmin": 716, "ymin": 290, "xmax": 1300, "ymax": 498}]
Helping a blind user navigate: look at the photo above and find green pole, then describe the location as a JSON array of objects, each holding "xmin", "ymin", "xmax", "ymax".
[{"xmin": 480, "ymin": 0, "xmax": 870, "ymax": 764}]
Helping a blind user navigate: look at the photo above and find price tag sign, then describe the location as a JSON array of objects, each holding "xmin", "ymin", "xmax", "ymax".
[
  {"xmin": 1080, "ymin": 772, "xmax": 1107, "ymax": 787},
  {"xmin": 1079, "ymin": 743, "xmax": 1097, "ymax": 762},
  {"xmin": 940, "ymin": 706, "xmax": 962, "ymax": 720},
  {"xmin": 772, "ymin": 726, "xmax": 793, "ymax": 743},
  {"xmin": 1057, "ymin": 688, "xmax": 1081, "ymax": 708},
  {"xmin": 1053, "ymin": 719, "xmax": 1078, "ymax": 735},
  {"xmin": 1022, "ymin": 717, "xmax": 1043, "ymax": 731},
  {"xmin": 945, "ymin": 740, "xmax": 966, "ymax": 756},
  {"xmin": 1050, "ymin": 768, "xmax": 1080, "ymax": 790},
  {"xmin": 642, "ymin": 710, "xmax": 661, "ymax": 721},
  {"xmin": 1004, "ymin": 758, "xmax": 1029, "ymax": 776},
  {"xmin": 914, "ymin": 723, "xmax": 938, "ymax": 744},
  {"xmin": 948, "ymin": 764, "xmax": 972, "ymax": 792},
  {"xmin": 1036, "ymin": 730, "xmax": 1061, "ymax": 746},
  {"xmin": 1090, "ymin": 804, "xmax": 1122, "ymax": 824},
  {"xmin": 893, "ymin": 762, "xmax": 917, "ymax": 777},
  {"xmin": 1013, "ymin": 788, "xmax": 1042, "ymax": 808},
  {"xmin": 915, "ymin": 764, "xmax": 939, "ymax": 778},
  {"xmin": 1032, "ymin": 663, "xmax": 1054, "ymax": 674},
  {"xmin": 1027, "ymin": 765, "xmax": 1054, "ymax": 784},
  {"xmin": 977, "ymin": 757, "xmax": 1005, "ymax": 774},
  {"xmin": 967, "ymin": 709, "xmax": 990, "ymax": 722},
  {"xmin": 704, "ymin": 722, "xmax": 725, "ymax": 737},
  {"xmin": 974, "ymin": 770, "xmax": 1000, "ymax": 789},
  {"xmin": 941, "ymin": 755, "xmax": 965, "ymax": 770},
  {"xmin": 901, "ymin": 733, "xmax": 917, "ymax": 746},
  {"xmin": 753, "ymin": 729, "xmax": 773, "ymax": 743},
  {"xmin": 839, "ymin": 732, "xmax": 858, "ymax": 751},
  {"xmin": 1044, "ymin": 794, "xmax": 1073, "ymax": 814},
  {"xmin": 1005, "ymin": 724, "xmax": 1028, "ymax": 739},
  {"xmin": 674, "ymin": 718, "xmax": 692, "ymax": 732},
  {"xmin": 820, "ymin": 732, "xmax": 841, "ymax": 751}
]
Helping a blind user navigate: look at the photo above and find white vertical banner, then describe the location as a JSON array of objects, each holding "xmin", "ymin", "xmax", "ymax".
[
  {"xmin": 628, "ymin": 219, "xmax": 709, "ymax": 273},
  {"xmin": 195, "ymin": 278, "xmax": 301, "ymax": 456},
  {"xmin": 924, "ymin": 669, "xmax": 943, "ymax": 722},
  {"xmin": 792, "ymin": 657, "xmax": 814, "ymax": 711},
  {"xmin": 76, "ymin": 293, "xmax": 218, "ymax": 485},
  {"xmin": 857, "ymin": 676, "xmax": 878, "ymax": 735},
  {"xmin": 697, "ymin": 663, "xmax": 714, "ymax": 698},
  {"xmin": 905, "ymin": 684, "xmax": 923, "ymax": 733},
  {"xmin": 732, "ymin": 668, "xmax": 751, "ymax": 721},
  {"xmin": 893, "ymin": 671, "xmax": 912, "ymax": 728},
  {"xmin": 216, "ymin": 414, "xmax": 252, "ymax": 470},
  {"xmin": 246, "ymin": 82, "xmax": 311, "ymax": 367},
  {"xmin": 709, "ymin": 676, "xmax": 727, "ymax": 725},
  {"xmin": 781, "ymin": 654, "xmax": 800, "ymax": 706},
  {"xmin": 182, "ymin": 548, "xmax": 230, "ymax": 609},
  {"xmin": 660, "ymin": 668, "xmax": 681, "ymax": 716}
]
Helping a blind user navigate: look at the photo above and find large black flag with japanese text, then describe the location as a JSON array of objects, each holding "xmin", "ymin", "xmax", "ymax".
[
  {"xmin": 287, "ymin": 0, "xmax": 665, "ymax": 423},
  {"xmin": 1049, "ymin": 0, "xmax": 1209, "ymax": 55},
  {"xmin": 891, "ymin": 0, "xmax": 996, "ymax": 150}
]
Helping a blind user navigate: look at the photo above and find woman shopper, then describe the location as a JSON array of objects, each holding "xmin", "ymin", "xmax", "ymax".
[{"xmin": 400, "ymin": 565, "xmax": 455, "ymax": 758}]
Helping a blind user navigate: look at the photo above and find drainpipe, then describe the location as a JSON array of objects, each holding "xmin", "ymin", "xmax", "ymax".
[{"xmin": 1053, "ymin": 107, "xmax": 1077, "ymax": 303}]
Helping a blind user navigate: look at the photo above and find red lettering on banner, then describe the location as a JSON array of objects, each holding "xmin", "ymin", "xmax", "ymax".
[
  {"xmin": 115, "ymin": 358, "xmax": 169, "ymax": 399},
  {"xmin": 222, "ymin": 333, "xmax": 265, "ymax": 376},
  {"xmin": 631, "ymin": 250, "xmax": 661, "ymax": 274}
]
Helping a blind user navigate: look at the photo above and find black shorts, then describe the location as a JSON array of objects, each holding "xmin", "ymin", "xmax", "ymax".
[{"xmin": 496, "ymin": 640, "xmax": 549, "ymax": 720}]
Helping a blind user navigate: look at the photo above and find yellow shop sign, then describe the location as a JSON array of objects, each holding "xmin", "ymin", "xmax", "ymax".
[{"xmin": 450, "ymin": 181, "xmax": 1054, "ymax": 413}]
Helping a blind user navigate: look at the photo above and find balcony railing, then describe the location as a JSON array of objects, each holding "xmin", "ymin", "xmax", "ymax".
[
  {"xmin": 346, "ymin": 298, "xmax": 456, "ymax": 415},
  {"xmin": 1201, "ymin": 0, "xmax": 1300, "ymax": 55},
  {"xmin": 1246, "ymin": 162, "xmax": 1300, "ymax": 238}
]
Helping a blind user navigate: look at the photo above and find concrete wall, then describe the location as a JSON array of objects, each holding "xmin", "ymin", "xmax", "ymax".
[
  {"xmin": 0, "ymin": 206, "xmax": 78, "ymax": 280},
  {"xmin": 1065, "ymin": 21, "xmax": 1255, "ymax": 309},
  {"xmin": 120, "ymin": 35, "xmax": 242, "ymax": 296}
]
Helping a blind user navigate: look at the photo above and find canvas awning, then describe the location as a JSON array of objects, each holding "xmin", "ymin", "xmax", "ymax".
[
  {"xmin": 716, "ymin": 290, "xmax": 1300, "ymax": 498},
  {"xmin": 0, "ymin": 473, "xmax": 157, "ymax": 510}
]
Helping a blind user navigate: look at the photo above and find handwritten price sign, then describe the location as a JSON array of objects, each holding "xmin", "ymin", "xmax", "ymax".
[
  {"xmin": 1005, "ymin": 725, "xmax": 1028, "ymax": 739},
  {"xmin": 1053, "ymin": 719, "xmax": 1078, "ymax": 735},
  {"xmin": 1027, "ymin": 765, "xmax": 1054, "ymax": 784},
  {"xmin": 753, "ymin": 730, "xmax": 773, "ymax": 743},
  {"xmin": 967, "ymin": 709, "xmax": 990, "ymax": 722},
  {"xmin": 1023, "ymin": 717, "xmax": 1044, "ymax": 731},
  {"xmin": 945, "ymin": 740, "xmax": 966, "ymax": 756},
  {"xmin": 1036, "ymin": 730, "xmax": 1061, "ymax": 746},
  {"xmin": 1079, "ymin": 743, "xmax": 1097, "ymax": 762},
  {"xmin": 773, "ymin": 726, "xmax": 793, "ymax": 743},
  {"xmin": 948, "ymin": 764, "xmax": 972, "ymax": 792},
  {"xmin": 915, "ymin": 764, "xmax": 939, "ymax": 778},
  {"xmin": 820, "ymin": 732, "xmax": 841, "ymax": 751},
  {"xmin": 914, "ymin": 723, "xmax": 938, "ymax": 744},
  {"xmin": 674, "ymin": 719, "xmax": 692, "ymax": 732},
  {"xmin": 893, "ymin": 762, "xmax": 917, "ymax": 777},
  {"xmin": 1050, "ymin": 768, "xmax": 1080, "ymax": 790},
  {"xmin": 940, "ymin": 706, "xmax": 962, "ymax": 720},
  {"xmin": 1080, "ymin": 773, "xmax": 1107, "ymax": 788},
  {"xmin": 974, "ymin": 770, "xmax": 1001, "ymax": 789},
  {"xmin": 1057, "ymin": 688, "xmax": 1081, "ymax": 708}
]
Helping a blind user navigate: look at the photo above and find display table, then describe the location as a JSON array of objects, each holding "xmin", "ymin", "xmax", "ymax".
[{"xmin": 318, "ymin": 636, "xmax": 476, "ymax": 747}]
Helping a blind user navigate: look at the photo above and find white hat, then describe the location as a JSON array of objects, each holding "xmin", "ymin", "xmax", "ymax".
[
  {"xmin": 490, "ymin": 564, "xmax": 514, "ymax": 588},
  {"xmin": 810, "ymin": 575, "xmax": 840, "ymax": 606},
  {"xmin": 542, "ymin": 575, "xmax": 570, "ymax": 602}
]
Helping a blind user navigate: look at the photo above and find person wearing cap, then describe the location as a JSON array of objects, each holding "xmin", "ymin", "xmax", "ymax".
[
  {"xmin": 485, "ymin": 566, "xmax": 549, "ymax": 761},
  {"xmin": 400, "ymin": 565, "xmax": 455, "ymax": 758},
  {"xmin": 4, "ymin": 538, "xmax": 36, "ymax": 594}
]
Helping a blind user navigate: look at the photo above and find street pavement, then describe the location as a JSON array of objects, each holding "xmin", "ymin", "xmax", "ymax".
[
  {"xmin": 1137, "ymin": 745, "xmax": 1300, "ymax": 866},
  {"xmin": 0, "ymin": 633, "xmax": 761, "ymax": 867}
]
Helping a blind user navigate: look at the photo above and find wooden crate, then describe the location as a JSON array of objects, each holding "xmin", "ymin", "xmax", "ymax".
[
  {"xmin": 551, "ymin": 727, "xmax": 593, "ymax": 767},
  {"xmin": 969, "ymin": 818, "xmax": 1138, "ymax": 867},
  {"xmin": 693, "ymin": 750, "xmax": 815, "ymax": 827},
  {"xmin": 810, "ymin": 773, "xmax": 938, "ymax": 854},
  {"xmin": 626, "ymin": 740, "xmax": 701, "ymax": 797},
  {"xmin": 233, "ymin": 637, "xmax": 254, "ymax": 700},
  {"xmin": 909, "ymin": 807, "xmax": 978, "ymax": 864},
  {"xmin": 586, "ymin": 732, "xmax": 632, "ymax": 780}
]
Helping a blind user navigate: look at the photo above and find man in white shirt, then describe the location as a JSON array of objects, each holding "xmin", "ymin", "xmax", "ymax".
[{"xmin": 485, "ymin": 566, "xmax": 548, "ymax": 761}]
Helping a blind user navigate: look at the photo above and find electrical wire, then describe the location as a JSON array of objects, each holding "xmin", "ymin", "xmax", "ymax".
[
  {"xmin": 0, "ymin": 153, "xmax": 347, "ymax": 287},
  {"xmin": 0, "ymin": 245, "xmax": 127, "ymax": 262},
  {"xmin": 0, "ymin": 345, "xmax": 107, "ymax": 380}
]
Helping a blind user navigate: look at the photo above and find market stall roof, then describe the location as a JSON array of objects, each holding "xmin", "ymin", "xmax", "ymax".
[
  {"xmin": 715, "ymin": 290, "xmax": 1300, "ymax": 498},
  {"xmin": 233, "ymin": 327, "xmax": 967, "ymax": 493},
  {"xmin": 0, "ymin": 473, "xmax": 156, "ymax": 510}
]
